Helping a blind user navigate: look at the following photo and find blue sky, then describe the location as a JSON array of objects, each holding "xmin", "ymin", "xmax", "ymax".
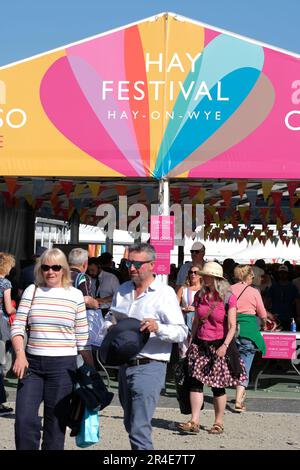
[{"xmin": 0, "ymin": 0, "xmax": 299, "ymax": 66}]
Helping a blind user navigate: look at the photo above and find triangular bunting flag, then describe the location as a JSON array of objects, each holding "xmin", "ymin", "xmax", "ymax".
[
  {"xmin": 261, "ymin": 181, "xmax": 273, "ymax": 201},
  {"xmin": 87, "ymin": 182, "xmax": 100, "ymax": 198},
  {"xmin": 60, "ymin": 180, "xmax": 74, "ymax": 198},
  {"xmin": 287, "ymin": 181, "xmax": 299, "ymax": 207},
  {"xmin": 271, "ymin": 191, "xmax": 282, "ymax": 209},
  {"xmin": 237, "ymin": 180, "xmax": 248, "ymax": 199},
  {"xmin": 4, "ymin": 177, "xmax": 19, "ymax": 195},
  {"xmin": 74, "ymin": 183, "xmax": 85, "ymax": 197}
]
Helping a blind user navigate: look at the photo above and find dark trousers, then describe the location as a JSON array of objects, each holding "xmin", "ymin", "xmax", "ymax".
[
  {"xmin": 0, "ymin": 374, "xmax": 6, "ymax": 404},
  {"xmin": 15, "ymin": 354, "xmax": 76, "ymax": 450}
]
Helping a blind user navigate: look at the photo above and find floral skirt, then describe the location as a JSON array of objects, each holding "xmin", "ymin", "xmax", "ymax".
[{"xmin": 187, "ymin": 339, "xmax": 247, "ymax": 388}]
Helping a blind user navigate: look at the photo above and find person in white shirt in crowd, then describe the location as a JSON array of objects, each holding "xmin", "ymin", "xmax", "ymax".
[
  {"xmin": 87, "ymin": 257, "xmax": 120, "ymax": 317},
  {"xmin": 103, "ymin": 242, "xmax": 188, "ymax": 450},
  {"xmin": 176, "ymin": 242, "xmax": 206, "ymax": 291}
]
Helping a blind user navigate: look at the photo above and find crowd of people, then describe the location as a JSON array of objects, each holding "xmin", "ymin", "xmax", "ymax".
[{"xmin": 0, "ymin": 241, "xmax": 299, "ymax": 450}]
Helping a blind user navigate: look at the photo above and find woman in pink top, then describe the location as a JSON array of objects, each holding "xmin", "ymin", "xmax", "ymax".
[
  {"xmin": 232, "ymin": 265, "xmax": 267, "ymax": 412},
  {"xmin": 177, "ymin": 262, "xmax": 246, "ymax": 435}
]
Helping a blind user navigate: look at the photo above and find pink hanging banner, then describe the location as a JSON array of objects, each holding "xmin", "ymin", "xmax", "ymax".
[
  {"xmin": 150, "ymin": 215, "xmax": 174, "ymax": 275},
  {"xmin": 153, "ymin": 251, "xmax": 171, "ymax": 275},
  {"xmin": 262, "ymin": 333, "xmax": 297, "ymax": 359},
  {"xmin": 150, "ymin": 215, "xmax": 174, "ymax": 251}
]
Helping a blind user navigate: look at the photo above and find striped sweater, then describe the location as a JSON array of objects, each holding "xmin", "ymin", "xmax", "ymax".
[{"xmin": 11, "ymin": 284, "xmax": 89, "ymax": 356}]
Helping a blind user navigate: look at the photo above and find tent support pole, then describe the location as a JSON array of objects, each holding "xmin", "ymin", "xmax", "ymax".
[
  {"xmin": 69, "ymin": 210, "xmax": 80, "ymax": 244},
  {"xmin": 157, "ymin": 178, "xmax": 170, "ymax": 285}
]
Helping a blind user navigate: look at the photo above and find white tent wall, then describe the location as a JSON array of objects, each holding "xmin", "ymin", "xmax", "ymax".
[{"xmin": 172, "ymin": 237, "xmax": 300, "ymax": 265}]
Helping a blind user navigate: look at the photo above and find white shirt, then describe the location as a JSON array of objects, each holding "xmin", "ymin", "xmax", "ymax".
[
  {"xmin": 104, "ymin": 277, "xmax": 188, "ymax": 362},
  {"xmin": 95, "ymin": 270, "xmax": 120, "ymax": 309}
]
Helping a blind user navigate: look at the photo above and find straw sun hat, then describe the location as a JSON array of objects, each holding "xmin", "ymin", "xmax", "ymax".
[{"xmin": 200, "ymin": 261, "xmax": 224, "ymax": 279}]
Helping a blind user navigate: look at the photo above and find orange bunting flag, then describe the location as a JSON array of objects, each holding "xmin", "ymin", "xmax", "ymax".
[
  {"xmin": 4, "ymin": 177, "xmax": 19, "ymax": 195},
  {"xmin": 115, "ymin": 185, "xmax": 127, "ymax": 196},
  {"xmin": 237, "ymin": 180, "xmax": 248, "ymax": 199},
  {"xmin": 51, "ymin": 182, "xmax": 61, "ymax": 199}
]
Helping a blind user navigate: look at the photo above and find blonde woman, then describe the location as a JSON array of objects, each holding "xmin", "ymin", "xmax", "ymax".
[
  {"xmin": 177, "ymin": 264, "xmax": 202, "ymax": 336},
  {"xmin": 178, "ymin": 262, "xmax": 246, "ymax": 435},
  {"xmin": 11, "ymin": 248, "xmax": 93, "ymax": 450},
  {"xmin": 232, "ymin": 264, "xmax": 267, "ymax": 412},
  {"xmin": 0, "ymin": 252, "xmax": 16, "ymax": 416}
]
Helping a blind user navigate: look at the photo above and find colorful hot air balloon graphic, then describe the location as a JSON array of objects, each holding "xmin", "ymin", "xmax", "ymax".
[{"xmin": 1, "ymin": 13, "xmax": 299, "ymax": 178}]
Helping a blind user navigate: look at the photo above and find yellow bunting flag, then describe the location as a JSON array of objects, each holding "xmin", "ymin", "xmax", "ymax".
[
  {"xmin": 87, "ymin": 182, "xmax": 100, "ymax": 198},
  {"xmin": 74, "ymin": 183, "xmax": 85, "ymax": 197},
  {"xmin": 261, "ymin": 181, "xmax": 273, "ymax": 201}
]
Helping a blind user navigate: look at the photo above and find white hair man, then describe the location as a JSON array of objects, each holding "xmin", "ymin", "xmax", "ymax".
[{"xmin": 68, "ymin": 248, "xmax": 98, "ymax": 310}]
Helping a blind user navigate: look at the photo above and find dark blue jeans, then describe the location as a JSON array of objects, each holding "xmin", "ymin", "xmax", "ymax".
[{"xmin": 15, "ymin": 354, "xmax": 76, "ymax": 450}]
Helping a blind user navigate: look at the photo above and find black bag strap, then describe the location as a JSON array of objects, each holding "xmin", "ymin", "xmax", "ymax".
[{"xmin": 236, "ymin": 285, "xmax": 249, "ymax": 301}]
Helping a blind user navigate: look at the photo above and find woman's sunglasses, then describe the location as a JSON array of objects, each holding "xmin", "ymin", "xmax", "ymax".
[
  {"xmin": 189, "ymin": 270, "xmax": 200, "ymax": 275},
  {"xmin": 41, "ymin": 264, "xmax": 62, "ymax": 272}
]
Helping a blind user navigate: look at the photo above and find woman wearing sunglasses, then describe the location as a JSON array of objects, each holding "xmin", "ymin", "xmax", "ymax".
[
  {"xmin": 11, "ymin": 248, "xmax": 93, "ymax": 450},
  {"xmin": 177, "ymin": 265, "xmax": 202, "ymax": 354}
]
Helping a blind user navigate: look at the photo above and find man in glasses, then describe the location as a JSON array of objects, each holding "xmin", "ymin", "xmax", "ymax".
[
  {"xmin": 103, "ymin": 242, "xmax": 187, "ymax": 450},
  {"xmin": 175, "ymin": 241, "xmax": 206, "ymax": 291}
]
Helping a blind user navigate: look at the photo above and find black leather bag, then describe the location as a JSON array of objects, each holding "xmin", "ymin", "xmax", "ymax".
[{"xmin": 174, "ymin": 357, "xmax": 191, "ymax": 415}]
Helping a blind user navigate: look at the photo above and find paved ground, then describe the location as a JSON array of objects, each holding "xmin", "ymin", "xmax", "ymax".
[
  {"xmin": 1, "ymin": 372, "xmax": 300, "ymax": 451},
  {"xmin": 1, "ymin": 404, "xmax": 299, "ymax": 451}
]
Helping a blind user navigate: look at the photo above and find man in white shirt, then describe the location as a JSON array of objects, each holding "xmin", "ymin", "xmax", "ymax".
[
  {"xmin": 104, "ymin": 242, "xmax": 187, "ymax": 450},
  {"xmin": 175, "ymin": 241, "xmax": 206, "ymax": 290}
]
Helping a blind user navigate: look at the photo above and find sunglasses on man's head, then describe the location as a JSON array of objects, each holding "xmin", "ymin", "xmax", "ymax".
[
  {"xmin": 125, "ymin": 260, "xmax": 152, "ymax": 269},
  {"xmin": 41, "ymin": 264, "xmax": 62, "ymax": 272}
]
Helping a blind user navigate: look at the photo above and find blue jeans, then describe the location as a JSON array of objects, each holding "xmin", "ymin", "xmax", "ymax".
[
  {"xmin": 118, "ymin": 361, "xmax": 167, "ymax": 450},
  {"xmin": 15, "ymin": 354, "xmax": 76, "ymax": 450},
  {"xmin": 185, "ymin": 312, "xmax": 195, "ymax": 335},
  {"xmin": 236, "ymin": 337, "xmax": 257, "ymax": 387}
]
